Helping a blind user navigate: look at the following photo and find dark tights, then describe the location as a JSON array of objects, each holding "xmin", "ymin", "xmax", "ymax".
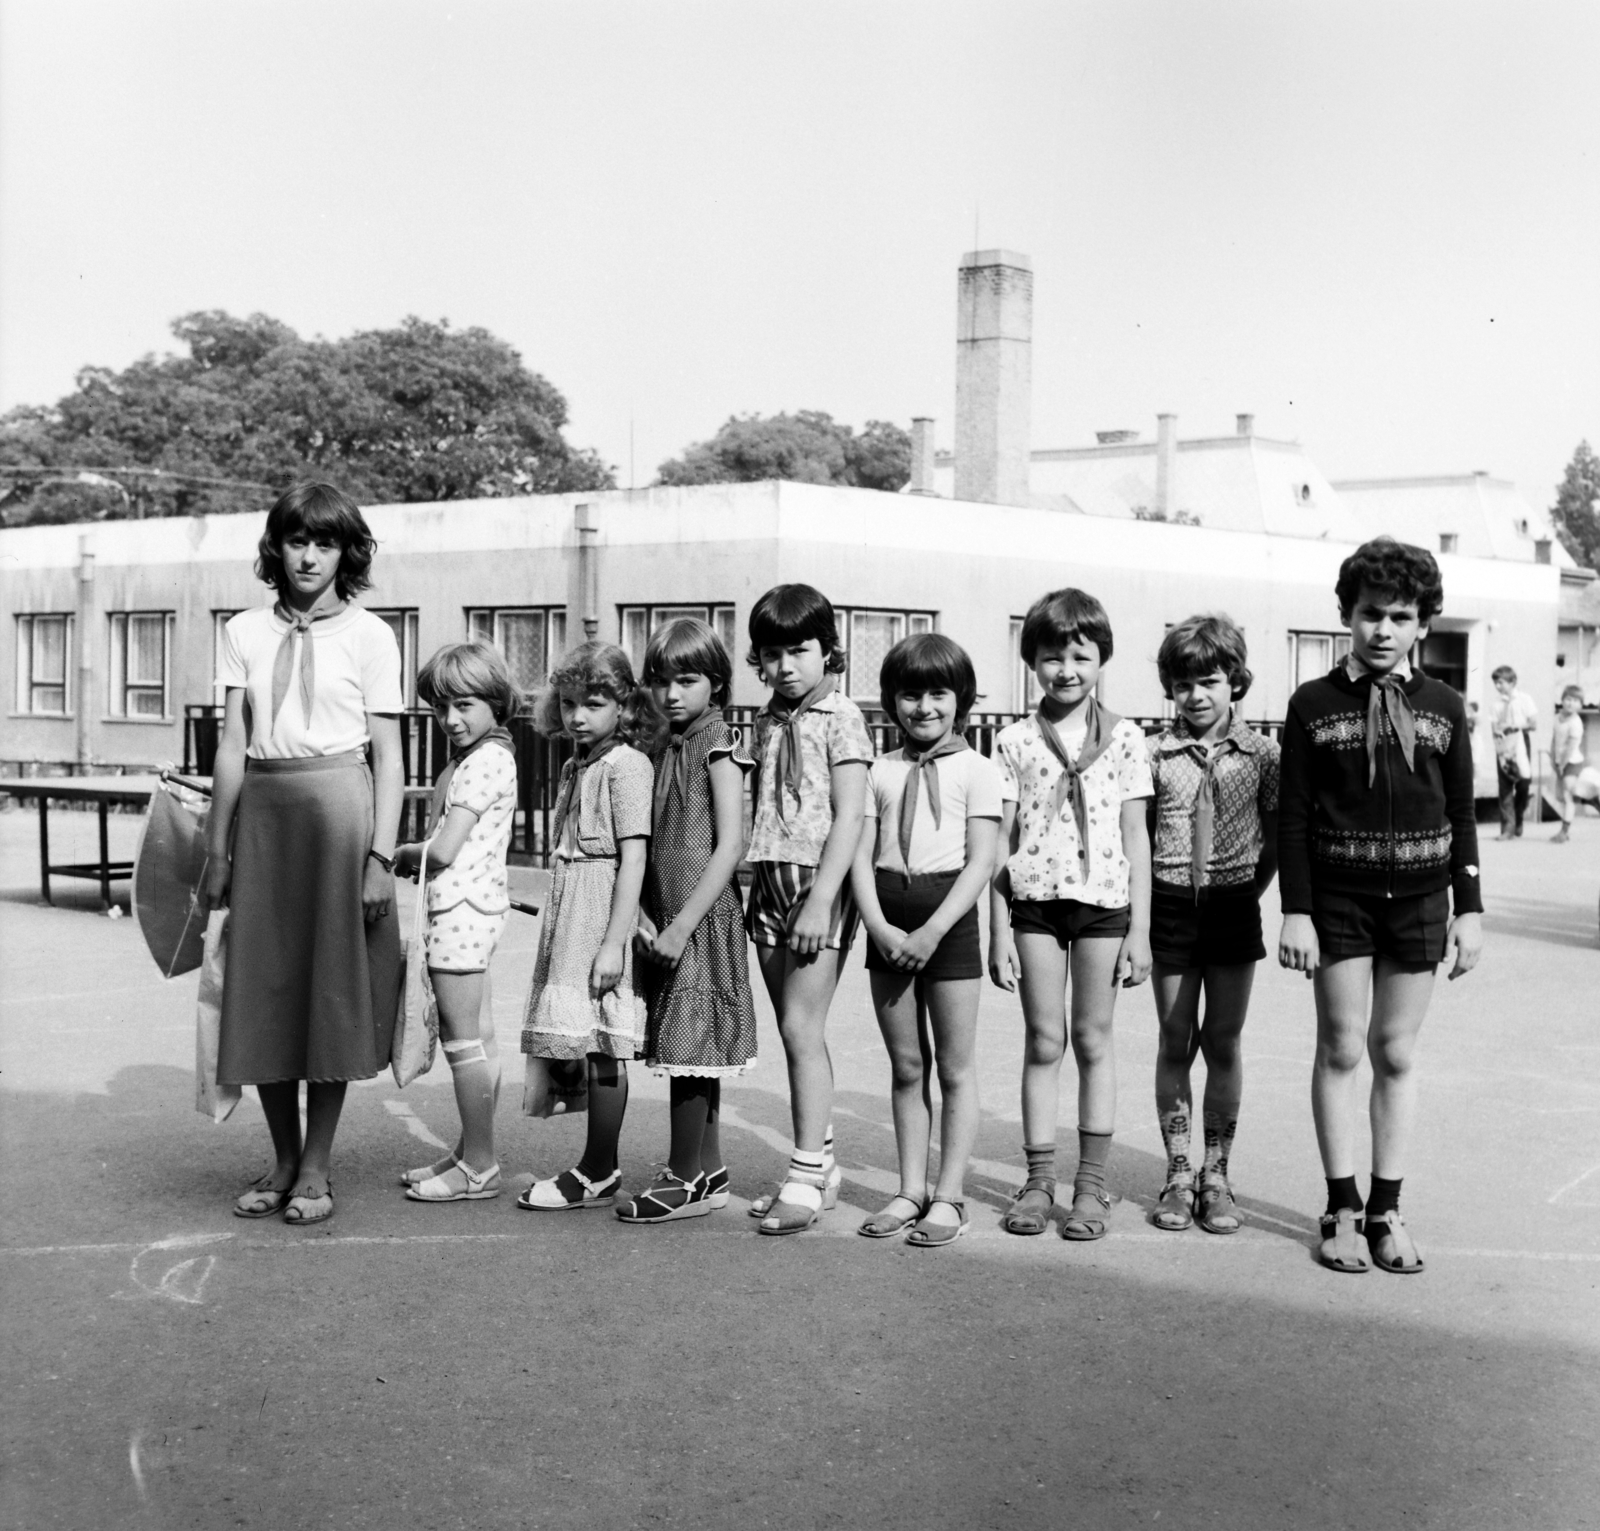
[
  {"xmin": 668, "ymin": 1078, "xmax": 723, "ymax": 1183},
  {"xmin": 575, "ymin": 1055, "xmax": 629, "ymax": 1182}
]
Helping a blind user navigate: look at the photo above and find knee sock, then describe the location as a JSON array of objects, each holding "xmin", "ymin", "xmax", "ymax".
[
  {"xmin": 701, "ymin": 1082, "xmax": 723, "ymax": 1176},
  {"xmin": 578, "ymin": 1057, "xmax": 628, "ymax": 1180},
  {"xmin": 1202, "ymin": 1106, "xmax": 1238, "ymax": 1180},
  {"xmin": 480, "ymin": 1029, "xmax": 503, "ymax": 1111},
  {"xmin": 1156, "ymin": 1105, "xmax": 1193, "ymax": 1183},
  {"xmin": 1074, "ymin": 1130, "xmax": 1113, "ymax": 1201},
  {"xmin": 1325, "ymin": 1176, "xmax": 1363, "ymax": 1218},
  {"xmin": 667, "ymin": 1078, "xmax": 712, "ymax": 1183},
  {"xmin": 1366, "ymin": 1175, "xmax": 1403, "ymax": 1220},
  {"xmin": 443, "ymin": 1039, "xmax": 496, "ymax": 1168},
  {"xmin": 1023, "ymin": 1141, "xmax": 1057, "ymax": 1190}
]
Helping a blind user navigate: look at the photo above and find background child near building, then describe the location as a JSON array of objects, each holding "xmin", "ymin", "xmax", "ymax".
[
  {"xmin": 393, "ymin": 642, "xmax": 521, "ymax": 1202},
  {"xmin": 518, "ymin": 643, "xmax": 659, "ymax": 1211},
  {"xmin": 1550, "ymin": 684, "xmax": 1587, "ymax": 843},
  {"xmin": 1490, "ymin": 664, "xmax": 1538, "ymax": 839},
  {"xmin": 989, "ymin": 588, "xmax": 1153, "ymax": 1243},
  {"xmin": 1278, "ymin": 537, "xmax": 1483, "ymax": 1275},
  {"xmin": 618, "ymin": 619, "xmax": 758, "ymax": 1223},
  {"xmin": 743, "ymin": 584, "xmax": 873, "ymax": 1235},
  {"xmin": 1145, "ymin": 615, "xmax": 1279, "ymax": 1236},
  {"xmin": 851, "ymin": 634, "xmax": 1001, "ymax": 1247}
]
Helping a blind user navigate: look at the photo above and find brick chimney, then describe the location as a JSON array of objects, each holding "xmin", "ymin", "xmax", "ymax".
[
  {"xmin": 909, "ymin": 417, "xmax": 937, "ymax": 495},
  {"xmin": 1154, "ymin": 413, "xmax": 1177, "ymax": 519},
  {"xmin": 955, "ymin": 250, "xmax": 1032, "ymax": 505}
]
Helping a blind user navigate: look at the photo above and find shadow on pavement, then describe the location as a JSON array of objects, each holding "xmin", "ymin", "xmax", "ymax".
[{"xmin": 1481, "ymin": 893, "xmax": 1599, "ymax": 952}]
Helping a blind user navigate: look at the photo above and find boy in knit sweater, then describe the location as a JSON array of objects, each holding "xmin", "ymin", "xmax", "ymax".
[{"xmin": 1277, "ymin": 538, "xmax": 1483, "ymax": 1275}]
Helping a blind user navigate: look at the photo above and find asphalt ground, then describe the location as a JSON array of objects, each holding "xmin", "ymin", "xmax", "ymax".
[{"xmin": 2, "ymin": 805, "xmax": 1598, "ymax": 1530}]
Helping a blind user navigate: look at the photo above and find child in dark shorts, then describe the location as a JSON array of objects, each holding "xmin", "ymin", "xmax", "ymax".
[
  {"xmin": 1277, "ymin": 537, "xmax": 1484, "ymax": 1276},
  {"xmin": 851, "ymin": 635, "xmax": 1001, "ymax": 1247},
  {"xmin": 1145, "ymin": 615, "xmax": 1279, "ymax": 1236}
]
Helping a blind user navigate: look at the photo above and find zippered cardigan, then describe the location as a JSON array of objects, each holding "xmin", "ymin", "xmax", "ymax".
[{"xmin": 1277, "ymin": 666, "xmax": 1483, "ymax": 915}]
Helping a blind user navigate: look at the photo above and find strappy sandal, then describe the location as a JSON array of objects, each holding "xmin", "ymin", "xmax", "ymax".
[
  {"xmin": 1317, "ymin": 1207, "xmax": 1369, "ymax": 1273},
  {"xmin": 616, "ymin": 1170, "xmax": 711, "ymax": 1224},
  {"xmin": 405, "ymin": 1160, "xmax": 501, "ymax": 1203},
  {"xmin": 1195, "ymin": 1174, "xmax": 1241, "ymax": 1235},
  {"xmin": 1060, "ymin": 1187, "xmax": 1111, "ymax": 1241},
  {"xmin": 749, "ymin": 1161, "xmax": 840, "ymax": 1218},
  {"xmin": 1002, "ymin": 1178, "xmax": 1056, "ymax": 1236},
  {"xmin": 703, "ymin": 1166, "xmax": 730, "ymax": 1210},
  {"xmin": 233, "ymin": 1175, "xmax": 293, "ymax": 1220},
  {"xmin": 758, "ymin": 1172, "xmax": 827, "ymax": 1236},
  {"xmin": 906, "ymin": 1199, "xmax": 968, "ymax": 1248},
  {"xmin": 1152, "ymin": 1178, "xmax": 1195, "ymax": 1232},
  {"xmin": 517, "ymin": 1166, "xmax": 620, "ymax": 1211},
  {"xmin": 858, "ymin": 1194, "xmax": 925, "ymax": 1239},
  {"xmin": 283, "ymin": 1179, "xmax": 334, "ymax": 1226},
  {"xmin": 400, "ymin": 1151, "xmax": 459, "ymax": 1188},
  {"xmin": 1365, "ymin": 1209, "xmax": 1424, "ymax": 1274}
]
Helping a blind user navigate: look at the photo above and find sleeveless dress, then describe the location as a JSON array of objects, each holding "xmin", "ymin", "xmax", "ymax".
[{"xmin": 641, "ymin": 719, "xmax": 758, "ymax": 1076}]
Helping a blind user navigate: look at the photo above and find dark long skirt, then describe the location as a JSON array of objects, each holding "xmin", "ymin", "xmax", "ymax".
[{"xmin": 217, "ymin": 752, "xmax": 401, "ymax": 1086}]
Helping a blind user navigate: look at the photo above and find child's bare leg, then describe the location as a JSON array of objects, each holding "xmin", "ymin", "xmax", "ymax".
[
  {"xmin": 870, "ymin": 969, "xmax": 934, "ymax": 1208},
  {"xmin": 577, "ymin": 1054, "xmax": 628, "ymax": 1181},
  {"xmin": 1311, "ymin": 956, "xmax": 1375, "ymax": 1181},
  {"xmin": 1197, "ymin": 963, "xmax": 1255, "ymax": 1175},
  {"xmin": 296, "ymin": 1081, "xmax": 347, "ymax": 1193},
  {"xmin": 1068, "ymin": 938, "xmax": 1121, "ymax": 1133},
  {"xmin": 1366, "ymin": 960, "xmax": 1435, "ymax": 1180},
  {"xmin": 479, "ymin": 966, "xmax": 502, "ymax": 1109},
  {"xmin": 432, "ymin": 971, "xmax": 496, "ymax": 1174},
  {"xmin": 1015, "ymin": 932, "xmax": 1069, "ymax": 1148},
  {"xmin": 1152, "ymin": 964, "xmax": 1201, "ymax": 1184},
  {"xmin": 765, "ymin": 947, "xmax": 846, "ymax": 1153},
  {"xmin": 925, "ymin": 976, "xmax": 981, "ymax": 1220},
  {"xmin": 254, "ymin": 1081, "xmax": 304, "ymax": 1188}
]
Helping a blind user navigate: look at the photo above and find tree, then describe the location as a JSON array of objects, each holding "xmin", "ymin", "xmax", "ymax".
[
  {"xmin": 0, "ymin": 312, "xmax": 614, "ymax": 524},
  {"xmin": 1551, "ymin": 440, "xmax": 1600, "ymax": 570},
  {"xmin": 657, "ymin": 411, "xmax": 910, "ymax": 493}
]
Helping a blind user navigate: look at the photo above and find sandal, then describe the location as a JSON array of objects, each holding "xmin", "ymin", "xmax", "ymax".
[
  {"xmin": 516, "ymin": 1166, "xmax": 621, "ymax": 1211},
  {"xmin": 1365, "ymin": 1209, "xmax": 1425, "ymax": 1274},
  {"xmin": 758, "ymin": 1172, "xmax": 827, "ymax": 1236},
  {"xmin": 1317, "ymin": 1207, "xmax": 1370, "ymax": 1273},
  {"xmin": 703, "ymin": 1165, "xmax": 730, "ymax": 1210},
  {"xmin": 1195, "ymin": 1174, "xmax": 1241, "ymax": 1235},
  {"xmin": 1060, "ymin": 1187, "xmax": 1111, "ymax": 1241},
  {"xmin": 233, "ymin": 1175, "xmax": 293, "ymax": 1220},
  {"xmin": 906, "ymin": 1199, "xmax": 967, "ymax": 1248},
  {"xmin": 1002, "ymin": 1178, "xmax": 1056, "ymax": 1236},
  {"xmin": 1152, "ymin": 1178, "xmax": 1194, "ymax": 1232},
  {"xmin": 858, "ymin": 1194, "xmax": 925, "ymax": 1239},
  {"xmin": 405, "ymin": 1160, "xmax": 501, "ymax": 1203},
  {"xmin": 616, "ymin": 1170, "xmax": 711, "ymax": 1224},
  {"xmin": 283, "ymin": 1179, "xmax": 334, "ymax": 1226},
  {"xmin": 400, "ymin": 1151, "xmax": 459, "ymax": 1188},
  {"xmin": 749, "ymin": 1161, "xmax": 840, "ymax": 1218}
]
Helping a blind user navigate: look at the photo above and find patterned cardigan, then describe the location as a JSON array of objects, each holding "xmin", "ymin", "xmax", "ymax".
[{"xmin": 1277, "ymin": 666, "xmax": 1483, "ymax": 915}]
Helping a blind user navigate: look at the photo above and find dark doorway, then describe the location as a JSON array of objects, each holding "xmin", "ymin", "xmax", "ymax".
[{"xmin": 1419, "ymin": 631, "xmax": 1468, "ymax": 694}]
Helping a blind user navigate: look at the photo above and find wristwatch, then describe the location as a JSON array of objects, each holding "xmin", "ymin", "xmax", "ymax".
[{"xmin": 367, "ymin": 848, "xmax": 395, "ymax": 873}]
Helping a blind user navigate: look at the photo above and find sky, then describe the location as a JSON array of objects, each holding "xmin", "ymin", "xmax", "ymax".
[{"xmin": 2, "ymin": 1, "xmax": 1597, "ymax": 505}]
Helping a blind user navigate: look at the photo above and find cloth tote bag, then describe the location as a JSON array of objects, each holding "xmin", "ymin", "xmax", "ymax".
[
  {"xmin": 195, "ymin": 910, "xmax": 242, "ymax": 1123},
  {"xmin": 136, "ymin": 774, "xmax": 213, "ymax": 979},
  {"xmin": 391, "ymin": 839, "xmax": 440, "ymax": 1088}
]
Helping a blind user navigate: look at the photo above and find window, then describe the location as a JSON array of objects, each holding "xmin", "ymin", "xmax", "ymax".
[
  {"xmin": 1439, "ymin": 533, "xmax": 1459, "ymax": 555},
  {"xmin": 371, "ymin": 608, "xmax": 420, "ymax": 707},
  {"xmin": 1288, "ymin": 630, "xmax": 1352, "ymax": 691},
  {"xmin": 14, "ymin": 614, "xmax": 73, "ymax": 715},
  {"xmin": 1008, "ymin": 618, "xmax": 1040, "ymax": 712},
  {"xmin": 108, "ymin": 612, "xmax": 174, "ymax": 718},
  {"xmin": 838, "ymin": 608, "xmax": 935, "ymax": 700},
  {"xmin": 1417, "ymin": 632, "xmax": 1467, "ymax": 694},
  {"xmin": 211, "ymin": 611, "xmax": 241, "ymax": 705},
  {"xmin": 467, "ymin": 607, "xmax": 567, "ymax": 695},
  {"xmin": 617, "ymin": 604, "xmax": 738, "ymax": 677}
]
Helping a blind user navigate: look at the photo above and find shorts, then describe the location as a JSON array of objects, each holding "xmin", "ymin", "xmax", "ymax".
[
  {"xmin": 1009, "ymin": 897, "xmax": 1131, "ymax": 948},
  {"xmin": 1149, "ymin": 880, "xmax": 1265, "ymax": 968},
  {"xmin": 864, "ymin": 869, "xmax": 982, "ymax": 981},
  {"xmin": 425, "ymin": 903, "xmax": 509, "ymax": 974},
  {"xmin": 745, "ymin": 861, "xmax": 859, "ymax": 951},
  {"xmin": 1311, "ymin": 887, "xmax": 1450, "ymax": 965}
]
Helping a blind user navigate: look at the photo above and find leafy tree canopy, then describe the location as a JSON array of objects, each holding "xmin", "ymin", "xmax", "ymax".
[
  {"xmin": 0, "ymin": 312, "xmax": 613, "ymax": 524},
  {"xmin": 1551, "ymin": 439, "xmax": 1600, "ymax": 571},
  {"xmin": 657, "ymin": 410, "xmax": 910, "ymax": 493}
]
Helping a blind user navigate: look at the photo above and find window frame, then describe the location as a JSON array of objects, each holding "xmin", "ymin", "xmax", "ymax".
[
  {"xmin": 1287, "ymin": 629, "xmax": 1353, "ymax": 692},
  {"xmin": 106, "ymin": 610, "xmax": 175, "ymax": 721},
  {"xmin": 616, "ymin": 603, "xmax": 738, "ymax": 677},
  {"xmin": 370, "ymin": 608, "xmax": 421, "ymax": 707},
  {"xmin": 837, "ymin": 606, "xmax": 936, "ymax": 701},
  {"xmin": 465, "ymin": 606, "xmax": 568, "ymax": 698},
  {"xmin": 14, "ymin": 613, "xmax": 74, "ymax": 716}
]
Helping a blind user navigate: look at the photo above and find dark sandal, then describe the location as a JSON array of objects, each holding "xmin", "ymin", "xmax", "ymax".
[
  {"xmin": 1365, "ymin": 1209, "xmax": 1424, "ymax": 1274},
  {"xmin": 1195, "ymin": 1175, "xmax": 1241, "ymax": 1235},
  {"xmin": 1003, "ymin": 1179, "xmax": 1056, "ymax": 1236},
  {"xmin": 283, "ymin": 1179, "xmax": 334, "ymax": 1226},
  {"xmin": 1152, "ymin": 1179, "xmax": 1194, "ymax": 1231},
  {"xmin": 1060, "ymin": 1187, "xmax": 1111, "ymax": 1241},
  {"xmin": 906, "ymin": 1199, "xmax": 967, "ymax": 1248},
  {"xmin": 233, "ymin": 1175, "xmax": 292, "ymax": 1220},
  {"xmin": 858, "ymin": 1194, "xmax": 925, "ymax": 1239},
  {"xmin": 1317, "ymin": 1208, "xmax": 1369, "ymax": 1273}
]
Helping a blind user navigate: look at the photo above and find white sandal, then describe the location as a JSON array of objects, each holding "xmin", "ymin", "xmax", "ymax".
[
  {"xmin": 400, "ymin": 1151, "xmax": 460, "ymax": 1188},
  {"xmin": 758, "ymin": 1172, "xmax": 827, "ymax": 1236},
  {"xmin": 405, "ymin": 1160, "xmax": 501, "ymax": 1203},
  {"xmin": 517, "ymin": 1166, "xmax": 620, "ymax": 1211},
  {"xmin": 749, "ymin": 1161, "xmax": 840, "ymax": 1218}
]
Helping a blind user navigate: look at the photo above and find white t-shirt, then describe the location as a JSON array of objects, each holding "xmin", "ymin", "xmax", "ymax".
[
  {"xmin": 218, "ymin": 605, "xmax": 404, "ymax": 759},
  {"xmin": 864, "ymin": 748, "xmax": 1003, "ymax": 876},
  {"xmin": 428, "ymin": 741, "xmax": 518, "ymax": 915}
]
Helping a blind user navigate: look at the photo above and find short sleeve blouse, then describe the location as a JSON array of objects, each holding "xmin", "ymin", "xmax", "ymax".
[
  {"xmin": 746, "ymin": 693, "xmax": 875, "ymax": 866},
  {"xmin": 865, "ymin": 749, "xmax": 1003, "ymax": 875},
  {"xmin": 427, "ymin": 741, "xmax": 519, "ymax": 914},
  {"xmin": 555, "ymin": 745, "xmax": 654, "ymax": 863}
]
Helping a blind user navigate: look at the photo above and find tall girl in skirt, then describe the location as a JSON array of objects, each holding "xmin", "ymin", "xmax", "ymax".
[
  {"xmin": 851, "ymin": 635, "xmax": 1001, "ymax": 1246},
  {"xmin": 518, "ymin": 643, "xmax": 661, "ymax": 1211},
  {"xmin": 618, "ymin": 619, "xmax": 758, "ymax": 1223},
  {"xmin": 205, "ymin": 482, "xmax": 405, "ymax": 1227},
  {"xmin": 393, "ymin": 642, "xmax": 522, "ymax": 1202}
]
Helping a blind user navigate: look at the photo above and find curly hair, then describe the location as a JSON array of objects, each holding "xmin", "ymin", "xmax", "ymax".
[
  {"xmin": 746, "ymin": 584, "xmax": 847, "ymax": 676},
  {"xmin": 533, "ymin": 641, "xmax": 664, "ymax": 750},
  {"xmin": 1335, "ymin": 537, "xmax": 1444, "ymax": 625},
  {"xmin": 643, "ymin": 617, "xmax": 734, "ymax": 708},
  {"xmin": 254, "ymin": 482, "xmax": 376, "ymax": 600},
  {"xmin": 879, "ymin": 632, "xmax": 977, "ymax": 727},
  {"xmin": 1157, "ymin": 613, "xmax": 1253, "ymax": 702},
  {"xmin": 1019, "ymin": 587, "xmax": 1114, "ymax": 665},
  {"xmin": 417, "ymin": 641, "xmax": 523, "ymax": 723}
]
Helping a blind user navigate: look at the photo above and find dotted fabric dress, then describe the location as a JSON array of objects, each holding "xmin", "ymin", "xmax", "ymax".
[{"xmin": 642, "ymin": 718, "xmax": 759, "ymax": 1076}]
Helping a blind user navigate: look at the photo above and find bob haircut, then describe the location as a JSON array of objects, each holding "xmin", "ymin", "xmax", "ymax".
[
  {"xmin": 879, "ymin": 633, "xmax": 978, "ymax": 727},
  {"xmin": 1157, "ymin": 613, "xmax": 1253, "ymax": 702},
  {"xmin": 746, "ymin": 583, "xmax": 847, "ymax": 676},
  {"xmin": 1561, "ymin": 683, "xmax": 1586, "ymax": 706},
  {"xmin": 1335, "ymin": 537, "xmax": 1444, "ymax": 625},
  {"xmin": 643, "ymin": 617, "xmax": 734, "ymax": 708},
  {"xmin": 254, "ymin": 481, "xmax": 376, "ymax": 600},
  {"xmin": 1019, "ymin": 587, "xmax": 1114, "ymax": 666},
  {"xmin": 533, "ymin": 641, "xmax": 664, "ymax": 750},
  {"xmin": 1490, "ymin": 664, "xmax": 1518, "ymax": 684},
  {"xmin": 416, "ymin": 641, "xmax": 523, "ymax": 724}
]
